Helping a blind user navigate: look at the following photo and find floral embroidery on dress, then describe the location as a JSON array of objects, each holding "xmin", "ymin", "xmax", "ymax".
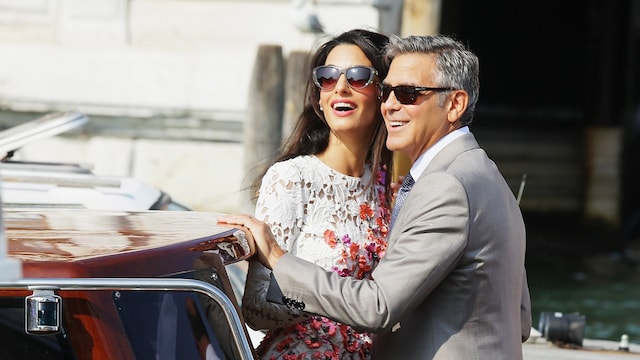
[{"xmin": 252, "ymin": 155, "xmax": 390, "ymax": 360}]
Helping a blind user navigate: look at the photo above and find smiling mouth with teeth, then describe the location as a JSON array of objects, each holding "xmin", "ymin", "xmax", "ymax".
[
  {"xmin": 389, "ymin": 121, "xmax": 407, "ymax": 128},
  {"xmin": 333, "ymin": 102, "xmax": 355, "ymax": 111}
]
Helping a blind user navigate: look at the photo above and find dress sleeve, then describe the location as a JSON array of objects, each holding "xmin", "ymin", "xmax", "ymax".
[
  {"xmin": 242, "ymin": 162, "xmax": 311, "ymax": 330},
  {"xmin": 254, "ymin": 162, "xmax": 303, "ymax": 251}
]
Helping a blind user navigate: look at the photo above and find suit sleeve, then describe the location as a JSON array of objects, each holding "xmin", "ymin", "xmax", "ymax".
[
  {"xmin": 272, "ymin": 172, "xmax": 469, "ymax": 332},
  {"xmin": 521, "ymin": 270, "xmax": 532, "ymax": 341}
]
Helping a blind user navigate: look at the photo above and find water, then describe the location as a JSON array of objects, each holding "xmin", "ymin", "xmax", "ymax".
[{"xmin": 527, "ymin": 252, "xmax": 640, "ymax": 345}]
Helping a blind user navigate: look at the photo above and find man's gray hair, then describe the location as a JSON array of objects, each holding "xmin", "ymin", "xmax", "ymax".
[{"xmin": 385, "ymin": 35, "xmax": 480, "ymax": 126}]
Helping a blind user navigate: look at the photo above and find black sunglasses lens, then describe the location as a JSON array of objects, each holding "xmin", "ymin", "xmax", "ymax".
[
  {"xmin": 379, "ymin": 85, "xmax": 417, "ymax": 104},
  {"xmin": 314, "ymin": 67, "xmax": 339, "ymax": 89},
  {"xmin": 345, "ymin": 67, "xmax": 373, "ymax": 89},
  {"xmin": 395, "ymin": 86, "xmax": 418, "ymax": 104},
  {"xmin": 379, "ymin": 85, "xmax": 391, "ymax": 102}
]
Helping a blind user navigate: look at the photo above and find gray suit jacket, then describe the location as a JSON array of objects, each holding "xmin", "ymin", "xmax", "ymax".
[{"xmin": 271, "ymin": 133, "xmax": 532, "ymax": 359}]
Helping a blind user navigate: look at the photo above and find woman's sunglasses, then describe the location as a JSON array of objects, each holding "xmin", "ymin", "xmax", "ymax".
[
  {"xmin": 312, "ymin": 65, "xmax": 377, "ymax": 90},
  {"xmin": 378, "ymin": 84, "xmax": 455, "ymax": 105}
]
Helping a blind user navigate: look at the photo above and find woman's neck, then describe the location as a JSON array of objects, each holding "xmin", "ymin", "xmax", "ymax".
[{"xmin": 316, "ymin": 140, "xmax": 368, "ymax": 177}]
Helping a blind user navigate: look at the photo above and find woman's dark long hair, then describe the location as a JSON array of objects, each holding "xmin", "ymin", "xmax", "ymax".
[{"xmin": 251, "ymin": 29, "xmax": 393, "ymax": 206}]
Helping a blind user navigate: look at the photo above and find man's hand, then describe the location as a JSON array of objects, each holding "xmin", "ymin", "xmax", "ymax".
[{"xmin": 217, "ymin": 214, "xmax": 285, "ymax": 270}]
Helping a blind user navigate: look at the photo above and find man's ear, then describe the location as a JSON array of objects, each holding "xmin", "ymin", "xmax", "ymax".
[{"xmin": 447, "ymin": 90, "xmax": 469, "ymax": 124}]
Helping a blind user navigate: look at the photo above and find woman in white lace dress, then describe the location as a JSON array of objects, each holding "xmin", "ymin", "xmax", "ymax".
[{"xmin": 242, "ymin": 29, "xmax": 393, "ymax": 359}]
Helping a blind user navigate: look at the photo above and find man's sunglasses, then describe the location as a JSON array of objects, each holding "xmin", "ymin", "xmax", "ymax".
[
  {"xmin": 378, "ymin": 84, "xmax": 455, "ymax": 105},
  {"xmin": 312, "ymin": 65, "xmax": 377, "ymax": 90}
]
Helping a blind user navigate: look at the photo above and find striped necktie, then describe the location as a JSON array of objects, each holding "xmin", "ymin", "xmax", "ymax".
[{"xmin": 390, "ymin": 173, "xmax": 415, "ymax": 229}]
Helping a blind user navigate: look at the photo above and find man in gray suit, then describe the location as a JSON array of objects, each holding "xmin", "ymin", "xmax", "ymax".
[{"xmin": 220, "ymin": 34, "xmax": 531, "ymax": 359}]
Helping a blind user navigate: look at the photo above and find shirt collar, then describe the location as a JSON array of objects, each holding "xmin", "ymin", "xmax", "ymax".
[{"xmin": 409, "ymin": 126, "xmax": 470, "ymax": 181}]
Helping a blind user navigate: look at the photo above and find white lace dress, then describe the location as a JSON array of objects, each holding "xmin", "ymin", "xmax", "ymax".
[{"xmin": 244, "ymin": 155, "xmax": 390, "ymax": 360}]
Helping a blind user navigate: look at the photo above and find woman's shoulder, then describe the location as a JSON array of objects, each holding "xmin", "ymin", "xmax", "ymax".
[
  {"xmin": 263, "ymin": 155, "xmax": 321, "ymax": 182},
  {"xmin": 267, "ymin": 155, "xmax": 323, "ymax": 175},
  {"xmin": 273, "ymin": 155, "xmax": 315, "ymax": 167}
]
